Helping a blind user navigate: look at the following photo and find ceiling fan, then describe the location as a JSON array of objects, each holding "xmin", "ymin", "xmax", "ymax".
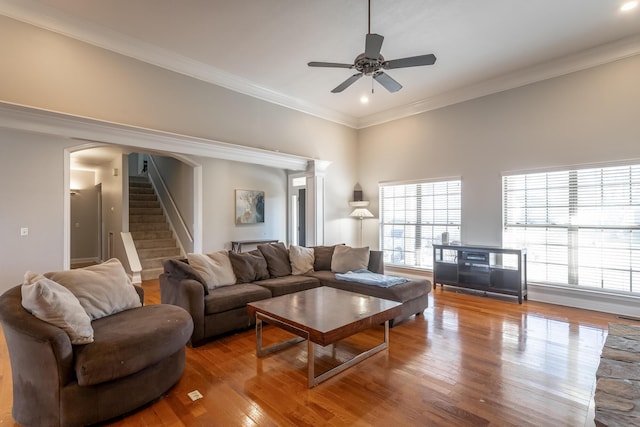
[{"xmin": 308, "ymin": 0, "xmax": 437, "ymax": 93}]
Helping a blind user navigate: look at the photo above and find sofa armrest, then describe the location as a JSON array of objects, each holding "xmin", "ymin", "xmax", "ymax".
[
  {"xmin": 159, "ymin": 274, "xmax": 205, "ymax": 346},
  {"xmin": 368, "ymin": 250, "xmax": 384, "ymax": 274}
]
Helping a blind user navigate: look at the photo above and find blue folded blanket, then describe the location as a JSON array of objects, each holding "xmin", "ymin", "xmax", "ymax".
[{"xmin": 335, "ymin": 269, "xmax": 410, "ymax": 288}]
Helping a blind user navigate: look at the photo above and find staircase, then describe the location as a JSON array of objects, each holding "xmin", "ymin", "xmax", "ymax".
[{"xmin": 129, "ymin": 176, "xmax": 182, "ymax": 281}]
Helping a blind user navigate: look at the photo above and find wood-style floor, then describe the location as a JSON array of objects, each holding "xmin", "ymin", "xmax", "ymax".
[{"xmin": 0, "ymin": 280, "xmax": 627, "ymax": 426}]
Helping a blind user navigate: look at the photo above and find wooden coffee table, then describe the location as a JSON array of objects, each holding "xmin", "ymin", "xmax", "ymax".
[{"xmin": 246, "ymin": 287, "xmax": 402, "ymax": 387}]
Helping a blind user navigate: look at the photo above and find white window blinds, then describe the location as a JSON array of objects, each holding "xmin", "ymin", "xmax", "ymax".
[
  {"xmin": 503, "ymin": 164, "xmax": 640, "ymax": 292},
  {"xmin": 380, "ymin": 179, "xmax": 461, "ymax": 269}
]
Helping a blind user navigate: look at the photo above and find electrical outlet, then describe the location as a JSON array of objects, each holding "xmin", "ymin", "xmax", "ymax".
[
  {"xmin": 20, "ymin": 227, "xmax": 28, "ymax": 237},
  {"xmin": 187, "ymin": 390, "xmax": 203, "ymax": 401}
]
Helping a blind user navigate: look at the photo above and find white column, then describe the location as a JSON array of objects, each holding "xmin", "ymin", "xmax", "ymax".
[{"xmin": 304, "ymin": 160, "xmax": 331, "ymax": 246}]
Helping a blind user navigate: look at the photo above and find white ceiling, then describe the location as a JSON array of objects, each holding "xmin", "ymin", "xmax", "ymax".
[{"xmin": 2, "ymin": 0, "xmax": 640, "ymax": 128}]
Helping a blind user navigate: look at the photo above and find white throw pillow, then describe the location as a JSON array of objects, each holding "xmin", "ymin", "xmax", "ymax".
[
  {"xmin": 44, "ymin": 258, "xmax": 141, "ymax": 321},
  {"xmin": 331, "ymin": 245, "xmax": 370, "ymax": 273},
  {"xmin": 187, "ymin": 251, "xmax": 237, "ymax": 289},
  {"xmin": 21, "ymin": 271, "xmax": 94, "ymax": 344},
  {"xmin": 289, "ymin": 245, "xmax": 314, "ymax": 275}
]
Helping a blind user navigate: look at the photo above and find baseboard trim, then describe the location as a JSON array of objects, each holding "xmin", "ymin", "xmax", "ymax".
[{"xmin": 528, "ymin": 283, "xmax": 640, "ymax": 317}]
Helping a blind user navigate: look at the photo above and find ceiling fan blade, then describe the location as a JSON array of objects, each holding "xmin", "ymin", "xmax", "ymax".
[
  {"xmin": 308, "ymin": 61, "xmax": 354, "ymax": 69},
  {"xmin": 373, "ymin": 71, "xmax": 402, "ymax": 93},
  {"xmin": 331, "ymin": 73, "xmax": 363, "ymax": 93},
  {"xmin": 383, "ymin": 54, "xmax": 437, "ymax": 69},
  {"xmin": 364, "ymin": 33, "xmax": 384, "ymax": 59}
]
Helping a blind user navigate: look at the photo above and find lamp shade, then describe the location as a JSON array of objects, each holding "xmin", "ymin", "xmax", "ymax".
[{"xmin": 350, "ymin": 208, "xmax": 374, "ymax": 219}]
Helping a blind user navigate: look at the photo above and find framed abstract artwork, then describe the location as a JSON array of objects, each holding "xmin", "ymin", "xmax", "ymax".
[{"xmin": 235, "ymin": 190, "xmax": 265, "ymax": 224}]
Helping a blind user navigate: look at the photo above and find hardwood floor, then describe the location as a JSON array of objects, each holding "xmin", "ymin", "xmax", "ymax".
[{"xmin": 0, "ymin": 280, "xmax": 626, "ymax": 426}]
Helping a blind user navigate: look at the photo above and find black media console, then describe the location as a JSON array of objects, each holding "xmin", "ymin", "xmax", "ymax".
[{"xmin": 432, "ymin": 244, "xmax": 527, "ymax": 303}]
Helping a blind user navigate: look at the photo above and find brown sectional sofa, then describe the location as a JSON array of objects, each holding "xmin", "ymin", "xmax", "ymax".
[{"xmin": 160, "ymin": 244, "xmax": 431, "ymax": 346}]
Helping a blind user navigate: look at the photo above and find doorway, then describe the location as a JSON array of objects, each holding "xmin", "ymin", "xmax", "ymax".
[{"xmin": 288, "ymin": 174, "xmax": 307, "ymax": 246}]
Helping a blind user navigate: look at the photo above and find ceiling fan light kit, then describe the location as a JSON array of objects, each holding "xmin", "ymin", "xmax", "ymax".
[{"xmin": 308, "ymin": 0, "xmax": 437, "ymax": 94}]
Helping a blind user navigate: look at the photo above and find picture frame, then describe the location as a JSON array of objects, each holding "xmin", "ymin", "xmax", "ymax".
[{"xmin": 235, "ymin": 190, "xmax": 265, "ymax": 224}]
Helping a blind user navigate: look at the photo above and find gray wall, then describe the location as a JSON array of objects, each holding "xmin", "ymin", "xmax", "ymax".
[
  {"xmin": 150, "ymin": 154, "xmax": 195, "ymax": 238},
  {"xmin": 357, "ymin": 54, "xmax": 640, "ymax": 248},
  {"xmin": 70, "ymin": 169, "xmax": 100, "ymax": 262},
  {"xmin": 0, "ymin": 130, "xmax": 70, "ymax": 287},
  {"xmin": 194, "ymin": 157, "xmax": 288, "ymax": 252}
]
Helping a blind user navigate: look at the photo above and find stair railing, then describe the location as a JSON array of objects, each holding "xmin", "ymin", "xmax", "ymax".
[
  {"xmin": 121, "ymin": 232, "xmax": 142, "ymax": 284},
  {"xmin": 145, "ymin": 155, "xmax": 192, "ymax": 255}
]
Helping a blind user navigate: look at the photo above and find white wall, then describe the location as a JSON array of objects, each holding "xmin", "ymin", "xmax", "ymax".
[
  {"xmin": 358, "ymin": 54, "xmax": 640, "ymax": 248},
  {"xmin": 0, "ymin": 129, "xmax": 70, "ymax": 290}
]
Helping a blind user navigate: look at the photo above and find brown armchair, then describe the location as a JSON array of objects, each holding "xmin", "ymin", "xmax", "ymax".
[{"xmin": 0, "ymin": 285, "xmax": 193, "ymax": 427}]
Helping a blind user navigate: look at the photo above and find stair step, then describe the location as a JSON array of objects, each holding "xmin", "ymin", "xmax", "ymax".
[
  {"xmin": 129, "ymin": 176, "xmax": 149, "ymax": 182},
  {"xmin": 130, "ymin": 207, "xmax": 163, "ymax": 216},
  {"xmin": 141, "ymin": 267, "xmax": 164, "ymax": 281},
  {"xmin": 133, "ymin": 238, "xmax": 176, "ymax": 249},
  {"xmin": 131, "ymin": 230, "xmax": 172, "ymax": 240},
  {"xmin": 141, "ymin": 256, "xmax": 181, "ymax": 270},
  {"xmin": 129, "ymin": 194, "xmax": 157, "ymax": 202},
  {"xmin": 130, "ymin": 222, "xmax": 170, "ymax": 232},
  {"xmin": 130, "ymin": 214, "xmax": 166, "ymax": 223},
  {"xmin": 129, "ymin": 187, "xmax": 155, "ymax": 195},
  {"xmin": 129, "ymin": 178, "xmax": 151, "ymax": 184},
  {"xmin": 129, "ymin": 200, "xmax": 160, "ymax": 208},
  {"xmin": 137, "ymin": 247, "xmax": 181, "ymax": 260}
]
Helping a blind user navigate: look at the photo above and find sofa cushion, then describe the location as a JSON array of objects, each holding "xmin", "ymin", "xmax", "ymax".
[
  {"xmin": 258, "ymin": 242, "xmax": 292, "ymax": 278},
  {"xmin": 289, "ymin": 245, "xmax": 315, "ymax": 275},
  {"xmin": 229, "ymin": 250, "xmax": 269, "ymax": 283},
  {"xmin": 331, "ymin": 245, "xmax": 370, "ymax": 273},
  {"xmin": 163, "ymin": 258, "xmax": 208, "ymax": 295},
  {"xmin": 254, "ymin": 275, "xmax": 321, "ymax": 297},
  {"xmin": 21, "ymin": 272, "xmax": 94, "ymax": 345},
  {"xmin": 44, "ymin": 259, "xmax": 141, "ymax": 320},
  {"xmin": 187, "ymin": 251, "xmax": 236, "ymax": 289},
  {"xmin": 73, "ymin": 304, "xmax": 193, "ymax": 386},
  {"xmin": 204, "ymin": 284, "xmax": 272, "ymax": 314},
  {"xmin": 312, "ymin": 245, "xmax": 337, "ymax": 271},
  {"xmin": 309, "ymin": 270, "xmax": 430, "ymax": 303}
]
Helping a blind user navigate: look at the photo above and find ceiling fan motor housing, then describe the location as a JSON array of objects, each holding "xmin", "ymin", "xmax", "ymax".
[{"xmin": 355, "ymin": 53, "xmax": 385, "ymax": 76}]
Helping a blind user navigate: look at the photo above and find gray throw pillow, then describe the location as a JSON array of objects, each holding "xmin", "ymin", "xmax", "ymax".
[
  {"xmin": 312, "ymin": 245, "xmax": 337, "ymax": 271},
  {"xmin": 258, "ymin": 242, "xmax": 292, "ymax": 278},
  {"xmin": 163, "ymin": 258, "xmax": 208, "ymax": 295},
  {"xmin": 229, "ymin": 250, "xmax": 269, "ymax": 283}
]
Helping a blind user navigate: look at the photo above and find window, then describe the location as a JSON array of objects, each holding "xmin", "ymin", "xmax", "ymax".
[
  {"xmin": 380, "ymin": 179, "xmax": 461, "ymax": 269},
  {"xmin": 503, "ymin": 164, "xmax": 640, "ymax": 293}
]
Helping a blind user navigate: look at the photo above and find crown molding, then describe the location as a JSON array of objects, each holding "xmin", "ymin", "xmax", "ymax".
[
  {"xmin": 357, "ymin": 34, "xmax": 640, "ymax": 128},
  {"xmin": 0, "ymin": 0, "xmax": 358, "ymax": 128},
  {"xmin": 2, "ymin": 0, "xmax": 639, "ymax": 130},
  {"xmin": 0, "ymin": 101, "xmax": 313, "ymax": 171}
]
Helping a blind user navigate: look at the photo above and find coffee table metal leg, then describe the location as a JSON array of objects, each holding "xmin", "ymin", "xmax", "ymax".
[
  {"xmin": 308, "ymin": 320, "xmax": 391, "ymax": 388},
  {"xmin": 255, "ymin": 313, "xmax": 306, "ymax": 357},
  {"xmin": 308, "ymin": 340, "xmax": 315, "ymax": 388}
]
